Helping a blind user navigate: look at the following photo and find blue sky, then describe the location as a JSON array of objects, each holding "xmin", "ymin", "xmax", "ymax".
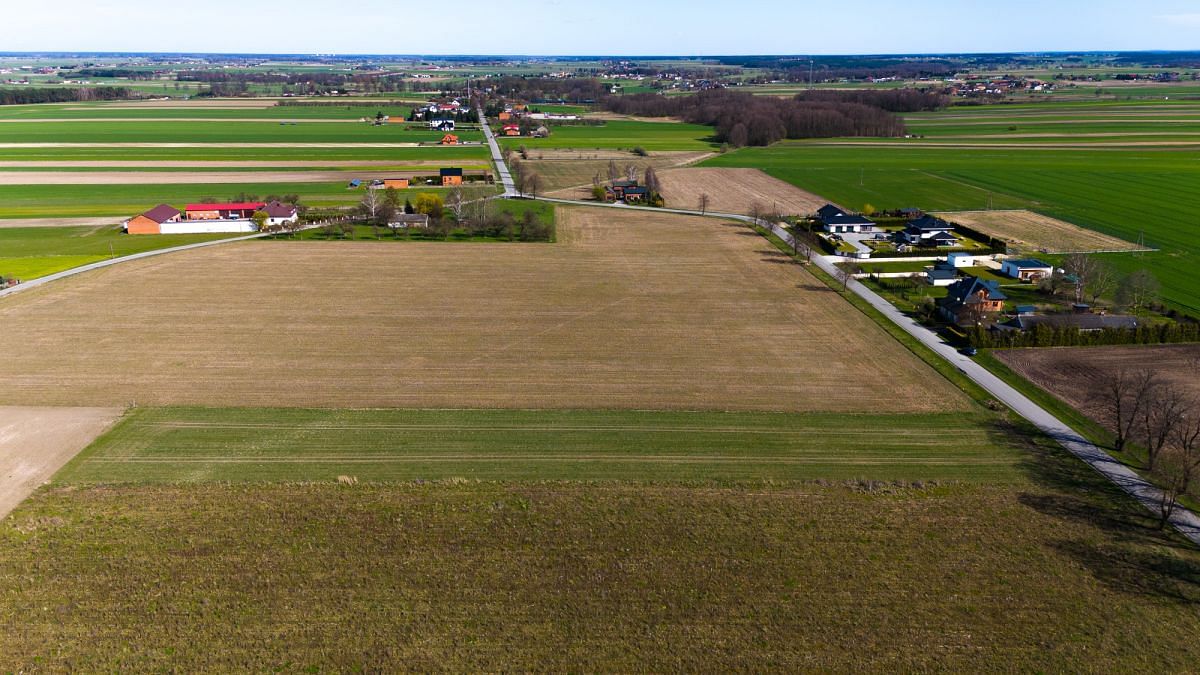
[{"xmin": 3, "ymin": 0, "xmax": 1199, "ymax": 55}]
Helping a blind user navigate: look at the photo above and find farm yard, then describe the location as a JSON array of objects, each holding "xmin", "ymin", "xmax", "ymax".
[
  {"xmin": 655, "ymin": 167, "xmax": 830, "ymax": 215},
  {"xmin": 0, "ymin": 207, "xmax": 967, "ymax": 412},
  {"xmin": 517, "ymin": 149, "xmax": 711, "ymax": 197},
  {"xmin": 931, "ymin": 210, "xmax": 1147, "ymax": 254}
]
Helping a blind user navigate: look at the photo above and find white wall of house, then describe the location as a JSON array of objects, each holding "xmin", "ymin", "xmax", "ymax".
[
  {"xmin": 266, "ymin": 215, "xmax": 298, "ymax": 226},
  {"xmin": 159, "ymin": 220, "xmax": 258, "ymax": 234}
]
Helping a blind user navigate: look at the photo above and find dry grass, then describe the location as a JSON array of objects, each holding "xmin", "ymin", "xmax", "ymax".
[
  {"xmin": 656, "ymin": 167, "xmax": 832, "ymax": 216},
  {"xmin": 995, "ymin": 344, "xmax": 1200, "ymax": 423},
  {"xmin": 0, "ymin": 206, "xmax": 965, "ymax": 413},
  {"xmin": 933, "ymin": 210, "xmax": 1147, "ymax": 253},
  {"xmin": 521, "ymin": 150, "xmax": 711, "ymax": 196}
]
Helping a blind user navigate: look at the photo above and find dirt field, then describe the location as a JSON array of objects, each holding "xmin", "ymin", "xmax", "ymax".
[
  {"xmin": 0, "ymin": 216, "xmax": 122, "ymax": 228},
  {"xmin": 0, "ymin": 406, "xmax": 121, "ymax": 518},
  {"xmin": 656, "ymin": 168, "xmax": 833, "ymax": 216},
  {"xmin": 933, "ymin": 210, "xmax": 1146, "ymax": 253},
  {"xmin": 0, "ymin": 207, "xmax": 966, "ymax": 413},
  {"xmin": 0, "ymin": 160, "xmax": 463, "ymax": 168},
  {"xmin": 996, "ymin": 344, "xmax": 1200, "ymax": 425},
  {"xmin": 526, "ymin": 150, "xmax": 711, "ymax": 196},
  {"xmin": 0, "ymin": 169, "xmax": 488, "ymax": 185}
]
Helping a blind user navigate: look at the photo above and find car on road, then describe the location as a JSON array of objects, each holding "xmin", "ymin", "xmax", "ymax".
[{"xmin": 960, "ymin": 346, "xmax": 979, "ymax": 357}]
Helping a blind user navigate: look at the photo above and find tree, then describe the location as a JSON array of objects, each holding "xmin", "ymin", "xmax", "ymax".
[
  {"xmin": 1063, "ymin": 252, "xmax": 1099, "ymax": 304},
  {"xmin": 607, "ymin": 159, "xmax": 620, "ymax": 182},
  {"xmin": 359, "ymin": 188, "xmax": 381, "ymax": 223},
  {"xmin": 383, "ymin": 186, "xmax": 402, "ymax": 212},
  {"xmin": 1116, "ymin": 269, "xmax": 1160, "ymax": 311},
  {"xmin": 748, "ymin": 201, "xmax": 764, "ymax": 226},
  {"xmin": 643, "ymin": 166, "xmax": 661, "ymax": 197},
  {"xmin": 862, "ymin": 203, "xmax": 876, "ymax": 216},
  {"xmin": 1095, "ymin": 369, "xmax": 1159, "ymax": 453},
  {"xmin": 698, "ymin": 193, "xmax": 710, "ymax": 215},
  {"xmin": 591, "ymin": 185, "xmax": 607, "ymax": 201},
  {"xmin": 836, "ymin": 262, "xmax": 860, "ymax": 291},
  {"xmin": 446, "ymin": 186, "xmax": 466, "ymax": 221},
  {"xmin": 250, "ymin": 210, "xmax": 269, "ymax": 232},
  {"xmin": 728, "ymin": 122, "xmax": 749, "ymax": 147},
  {"xmin": 404, "ymin": 198, "xmax": 415, "ymax": 215},
  {"xmin": 414, "ymin": 193, "xmax": 444, "ymax": 219},
  {"xmin": 625, "ymin": 164, "xmax": 637, "ymax": 182},
  {"xmin": 1155, "ymin": 405, "xmax": 1200, "ymax": 529},
  {"xmin": 526, "ymin": 171, "xmax": 543, "ymax": 198},
  {"xmin": 1087, "ymin": 260, "xmax": 1117, "ymax": 305},
  {"xmin": 1141, "ymin": 383, "xmax": 1187, "ymax": 472}
]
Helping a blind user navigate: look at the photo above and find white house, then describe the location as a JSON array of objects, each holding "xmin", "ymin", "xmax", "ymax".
[
  {"xmin": 262, "ymin": 200, "xmax": 299, "ymax": 227},
  {"xmin": 1000, "ymin": 258, "xmax": 1054, "ymax": 282}
]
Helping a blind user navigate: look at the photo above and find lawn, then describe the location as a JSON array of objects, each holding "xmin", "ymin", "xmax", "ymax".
[
  {"xmin": 0, "ymin": 225, "xmax": 244, "ymax": 280},
  {"xmin": 499, "ymin": 120, "xmax": 717, "ymax": 151},
  {"xmin": 56, "ymin": 406, "xmax": 1030, "ymax": 484}
]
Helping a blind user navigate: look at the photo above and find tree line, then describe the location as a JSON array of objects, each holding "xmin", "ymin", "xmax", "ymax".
[
  {"xmin": 600, "ymin": 89, "xmax": 907, "ymax": 146},
  {"xmin": 965, "ymin": 321, "xmax": 1200, "ymax": 350},
  {"xmin": 0, "ymin": 87, "xmax": 133, "ymax": 105}
]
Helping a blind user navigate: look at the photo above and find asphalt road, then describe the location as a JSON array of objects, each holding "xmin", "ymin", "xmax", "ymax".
[{"xmin": 479, "ymin": 111, "xmax": 517, "ymax": 197}]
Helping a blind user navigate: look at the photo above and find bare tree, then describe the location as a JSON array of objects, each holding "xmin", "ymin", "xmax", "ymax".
[
  {"xmin": 1155, "ymin": 406, "xmax": 1200, "ymax": 529},
  {"xmin": 698, "ymin": 193, "xmax": 710, "ymax": 215},
  {"xmin": 836, "ymin": 262, "xmax": 860, "ymax": 291},
  {"xmin": 359, "ymin": 188, "xmax": 381, "ymax": 223},
  {"xmin": 1087, "ymin": 261, "xmax": 1117, "ymax": 305},
  {"xmin": 511, "ymin": 159, "xmax": 527, "ymax": 196},
  {"xmin": 1142, "ymin": 383, "xmax": 1187, "ymax": 472},
  {"xmin": 446, "ymin": 186, "xmax": 466, "ymax": 221},
  {"xmin": 748, "ymin": 201, "xmax": 764, "ymax": 227},
  {"xmin": 607, "ymin": 159, "xmax": 619, "ymax": 182},
  {"xmin": 643, "ymin": 166, "xmax": 661, "ymax": 197},
  {"xmin": 1063, "ymin": 252, "xmax": 1098, "ymax": 304},
  {"xmin": 625, "ymin": 164, "xmax": 638, "ymax": 182},
  {"xmin": 1116, "ymin": 269, "xmax": 1159, "ymax": 311},
  {"xmin": 526, "ymin": 171, "xmax": 543, "ymax": 198},
  {"xmin": 1096, "ymin": 369, "xmax": 1159, "ymax": 453}
]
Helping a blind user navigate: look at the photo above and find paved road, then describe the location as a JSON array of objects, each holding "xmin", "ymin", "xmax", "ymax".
[
  {"xmin": 532, "ymin": 193, "xmax": 1200, "ymax": 545},
  {"xmin": 479, "ymin": 111, "xmax": 517, "ymax": 197}
]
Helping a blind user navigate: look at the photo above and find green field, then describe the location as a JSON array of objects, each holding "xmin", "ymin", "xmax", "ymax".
[
  {"xmin": 499, "ymin": 120, "xmax": 716, "ymax": 151},
  {"xmin": 0, "ymin": 225, "xmax": 244, "ymax": 279},
  {"xmin": 704, "ymin": 142, "xmax": 1200, "ymax": 312},
  {"xmin": 57, "ymin": 407, "xmax": 1031, "ymax": 484},
  {"xmin": 0, "ymin": 120, "xmax": 481, "ymax": 144},
  {"xmin": 0, "ymin": 102, "xmax": 421, "ymax": 120}
]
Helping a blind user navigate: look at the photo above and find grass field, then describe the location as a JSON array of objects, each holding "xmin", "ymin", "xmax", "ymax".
[
  {"xmin": 703, "ymin": 142, "xmax": 1200, "ymax": 312},
  {"xmin": 56, "ymin": 406, "xmax": 1029, "ymax": 484},
  {"xmin": 0, "ymin": 225, "xmax": 246, "ymax": 279},
  {"xmin": 3, "ymin": 476, "xmax": 1198, "ymax": 671},
  {"xmin": 0, "ymin": 120, "xmax": 481, "ymax": 144},
  {"xmin": 0, "ymin": 207, "xmax": 966, "ymax": 412},
  {"xmin": 499, "ymin": 120, "xmax": 717, "ymax": 151}
]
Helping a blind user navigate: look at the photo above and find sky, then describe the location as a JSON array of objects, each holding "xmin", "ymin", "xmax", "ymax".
[{"xmin": 2, "ymin": 0, "xmax": 1199, "ymax": 55}]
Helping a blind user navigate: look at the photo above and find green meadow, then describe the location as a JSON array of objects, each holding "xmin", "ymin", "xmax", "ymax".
[{"xmin": 0, "ymin": 120, "xmax": 481, "ymax": 144}]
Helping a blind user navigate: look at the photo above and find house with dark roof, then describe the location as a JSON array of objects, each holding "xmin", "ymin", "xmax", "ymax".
[
  {"xmin": 604, "ymin": 179, "xmax": 642, "ymax": 202},
  {"xmin": 902, "ymin": 215, "xmax": 959, "ymax": 247},
  {"xmin": 261, "ymin": 200, "xmax": 298, "ymax": 226},
  {"xmin": 1000, "ymin": 258, "xmax": 1054, "ymax": 282},
  {"xmin": 924, "ymin": 267, "xmax": 959, "ymax": 287},
  {"xmin": 938, "ymin": 275, "xmax": 1008, "ymax": 325},
  {"xmin": 124, "ymin": 204, "xmax": 182, "ymax": 235},
  {"xmin": 440, "ymin": 167, "xmax": 464, "ymax": 186},
  {"xmin": 814, "ymin": 203, "xmax": 873, "ymax": 233}
]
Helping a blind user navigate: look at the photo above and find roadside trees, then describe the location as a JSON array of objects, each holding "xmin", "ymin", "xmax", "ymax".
[
  {"xmin": 698, "ymin": 193, "xmax": 710, "ymax": 215},
  {"xmin": 1116, "ymin": 269, "xmax": 1160, "ymax": 311}
]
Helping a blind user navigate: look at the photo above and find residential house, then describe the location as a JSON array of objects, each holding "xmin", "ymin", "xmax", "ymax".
[
  {"xmin": 938, "ymin": 276, "xmax": 1008, "ymax": 325},
  {"xmin": 440, "ymin": 133, "xmax": 460, "ymax": 145},
  {"xmin": 924, "ymin": 265, "xmax": 959, "ymax": 287},
  {"xmin": 604, "ymin": 179, "xmax": 640, "ymax": 202},
  {"xmin": 1000, "ymin": 258, "xmax": 1054, "ymax": 282},
  {"xmin": 429, "ymin": 119, "xmax": 456, "ymax": 131},
  {"xmin": 815, "ymin": 203, "xmax": 872, "ymax": 233},
  {"xmin": 124, "ymin": 204, "xmax": 182, "ymax": 235},
  {"xmin": 502, "ymin": 124, "xmax": 521, "ymax": 136},
  {"xmin": 945, "ymin": 252, "xmax": 973, "ymax": 268},
  {"xmin": 381, "ymin": 178, "xmax": 410, "ymax": 190},
  {"xmin": 440, "ymin": 168, "xmax": 464, "ymax": 187},
  {"xmin": 261, "ymin": 200, "xmax": 299, "ymax": 227},
  {"xmin": 902, "ymin": 215, "xmax": 958, "ymax": 246},
  {"xmin": 621, "ymin": 186, "xmax": 648, "ymax": 203}
]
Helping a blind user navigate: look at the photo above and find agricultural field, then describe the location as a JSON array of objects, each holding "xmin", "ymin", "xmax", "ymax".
[
  {"xmin": 702, "ymin": 127, "xmax": 1200, "ymax": 312},
  {"xmin": 932, "ymin": 210, "xmax": 1147, "ymax": 254},
  {"xmin": 995, "ymin": 344, "xmax": 1200, "ymax": 428},
  {"xmin": 518, "ymin": 149, "xmax": 711, "ymax": 196},
  {"xmin": 499, "ymin": 119, "xmax": 717, "ymax": 151},
  {"xmin": 0, "ymin": 224, "xmax": 249, "ymax": 279},
  {"xmin": 656, "ymin": 167, "xmax": 830, "ymax": 215},
  {"xmin": 56, "ymin": 407, "xmax": 1025, "ymax": 484},
  {"xmin": 3, "ymin": 472, "xmax": 1199, "ymax": 670},
  {"xmin": 0, "ymin": 207, "xmax": 966, "ymax": 412}
]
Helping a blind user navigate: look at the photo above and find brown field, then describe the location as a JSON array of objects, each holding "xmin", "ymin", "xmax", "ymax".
[
  {"xmin": 0, "ymin": 169, "xmax": 490, "ymax": 185},
  {"xmin": 525, "ymin": 150, "xmax": 711, "ymax": 196},
  {"xmin": 0, "ymin": 406, "xmax": 120, "ymax": 518},
  {"xmin": 0, "ymin": 206, "xmax": 966, "ymax": 412},
  {"xmin": 933, "ymin": 210, "xmax": 1146, "ymax": 253},
  {"xmin": 995, "ymin": 344, "xmax": 1200, "ymax": 425},
  {"xmin": 0, "ymin": 216, "xmax": 123, "ymax": 228},
  {"xmin": 656, "ymin": 167, "xmax": 832, "ymax": 216}
]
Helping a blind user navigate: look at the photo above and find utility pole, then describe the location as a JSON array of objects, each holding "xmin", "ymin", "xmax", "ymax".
[{"xmin": 809, "ymin": 59, "xmax": 814, "ymax": 90}]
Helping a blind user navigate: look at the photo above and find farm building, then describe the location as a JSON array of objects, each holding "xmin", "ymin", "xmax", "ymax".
[
  {"xmin": 1001, "ymin": 258, "xmax": 1054, "ymax": 282},
  {"xmin": 440, "ymin": 168, "xmax": 464, "ymax": 186},
  {"xmin": 429, "ymin": 119, "xmax": 456, "ymax": 131},
  {"xmin": 604, "ymin": 179, "xmax": 642, "ymax": 202},
  {"xmin": 262, "ymin": 201, "xmax": 298, "ymax": 226},
  {"xmin": 381, "ymin": 178, "xmax": 410, "ymax": 190},
  {"xmin": 123, "ymin": 204, "xmax": 182, "ymax": 235},
  {"xmin": 440, "ymin": 133, "xmax": 460, "ymax": 145},
  {"xmin": 996, "ymin": 313, "xmax": 1138, "ymax": 332},
  {"xmin": 185, "ymin": 202, "xmax": 265, "ymax": 221},
  {"xmin": 924, "ymin": 266, "xmax": 959, "ymax": 287},
  {"xmin": 815, "ymin": 204, "xmax": 872, "ymax": 233},
  {"xmin": 388, "ymin": 213, "xmax": 430, "ymax": 229},
  {"xmin": 502, "ymin": 124, "xmax": 521, "ymax": 136},
  {"xmin": 938, "ymin": 276, "xmax": 1008, "ymax": 325}
]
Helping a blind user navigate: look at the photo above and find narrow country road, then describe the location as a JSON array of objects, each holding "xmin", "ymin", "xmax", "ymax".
[{"xmin": 479, "ymin": 109, "xmax": 517, "ymax": 196}]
